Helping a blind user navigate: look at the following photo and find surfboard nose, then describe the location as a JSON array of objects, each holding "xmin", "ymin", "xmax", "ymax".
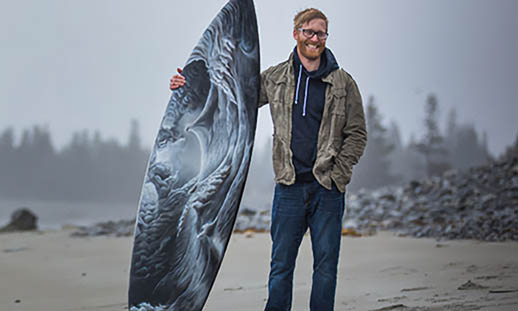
[
  {"xmin": 224, "ymin": 0, "xmax": 260, "ymax": 113},
  {"xmin": 230, "ymin": 0, "xmax": 259, "ymax": 54}
]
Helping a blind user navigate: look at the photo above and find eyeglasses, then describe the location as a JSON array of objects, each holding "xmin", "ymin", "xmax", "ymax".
[{"xmin": 297, "ymin": 28, "xmax": 329, "ymax": 40}]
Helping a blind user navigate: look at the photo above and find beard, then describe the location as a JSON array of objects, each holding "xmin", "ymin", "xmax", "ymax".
[{"xmin": 296, "ymin": 38, "xmax": 325, "ymax": 60}]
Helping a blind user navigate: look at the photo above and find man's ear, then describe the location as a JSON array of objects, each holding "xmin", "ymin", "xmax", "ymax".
[{"xmin": 293, "ymin": 28, "xmax": 298, "ymax": 40}]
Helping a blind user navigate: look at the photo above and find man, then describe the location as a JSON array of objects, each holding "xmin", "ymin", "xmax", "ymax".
[{"xmin": 171, "ymin": 8, "xmax": 366, "ymax": 311}]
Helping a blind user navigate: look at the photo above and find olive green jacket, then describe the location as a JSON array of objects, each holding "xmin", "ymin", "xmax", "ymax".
[{"xmin": 258, "ymin": 53, "xmax": 367, "ymax": 192}]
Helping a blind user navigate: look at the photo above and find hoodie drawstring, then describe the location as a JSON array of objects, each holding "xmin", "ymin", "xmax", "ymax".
[
  {"xmin": 294, "ymin": 64, "xmax": 310, "ymax": 117},
  {"xmin": 303, "ymin": 76, "xmax": 309, "ymax": 117},
  {"xmin": 294, "ymin": 65, "xmax": 302, "ymax": 105}
]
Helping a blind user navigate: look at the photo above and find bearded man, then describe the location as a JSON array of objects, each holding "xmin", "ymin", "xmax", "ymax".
[{"xmin": 170, "ymin": 8, "xmax": 366, "ymax": 311}]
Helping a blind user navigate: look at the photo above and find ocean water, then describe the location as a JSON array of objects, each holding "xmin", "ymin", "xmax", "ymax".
[{"xmin": 0, "ymin": 198, "xmax": 138, "ymax": 230}]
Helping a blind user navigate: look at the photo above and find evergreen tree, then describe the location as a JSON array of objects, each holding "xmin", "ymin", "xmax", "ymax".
[
  {"xmin": 388, "ymin": 121, "xmax": 402, "ymax": 150},
  {"xmin": 0, "ymin": 128, "xmax": 15, "ymax": 195},
  {"xmin": 444, "ymin": 106, "xmax": 491, "ymax": 171},
  {"xmin": 387, "ymin": 121, "xmax": 426, "ymax": 184},
  {"xmin": 446, "ymin": 107, "xmax": 458, "ymax": 137},
  {"xmin": 0, "ymin": 128, "xmax": 14, "ymax": 152},
  {"xmin": 349, "ymin": 96, "xmax": 396, "ymax": 190},
  {"xmin": 499, "ymin": 132, "xmax": 518, "ymax": 161},
  {"xmin": 414, "ymin": 94, "xmax": 450, "ymax": 177},
  {"xmin": 128, "ymin": 119, "xmax": 142, "ymax": 151},
  {"xmin": 450, "ymin": 124, "xmax": 489, "ymax": 170}
]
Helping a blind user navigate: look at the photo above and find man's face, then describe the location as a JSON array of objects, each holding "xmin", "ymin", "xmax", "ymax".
[{"xmin": 293, "ymin": 18, "xmax": 327, "ymax": 61}]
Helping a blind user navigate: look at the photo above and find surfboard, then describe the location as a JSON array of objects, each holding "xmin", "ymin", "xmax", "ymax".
[{"xmin": 128, "ymin": 0, "xmax": 259, "ymax": 310}]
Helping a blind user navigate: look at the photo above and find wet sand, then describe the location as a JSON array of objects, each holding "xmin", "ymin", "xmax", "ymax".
[{"xmin": 1, "ymin": 230, "xmax": 517, "ymax": 311}]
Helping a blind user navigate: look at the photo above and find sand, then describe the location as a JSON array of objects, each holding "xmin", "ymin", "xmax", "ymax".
[{"xmin": 1, "ymin": 229, "xmax": 517, "ymax": 311}]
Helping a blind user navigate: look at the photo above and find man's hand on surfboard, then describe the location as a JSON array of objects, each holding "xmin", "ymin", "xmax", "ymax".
[{"xmin": 170, "ymin": 68, "xmax": 185, "ymax": 90}]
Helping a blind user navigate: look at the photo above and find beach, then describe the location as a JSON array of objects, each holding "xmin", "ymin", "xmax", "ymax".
[{"xmin": 1, "ymin": 229, "xmax": 517, "ymax": 311}]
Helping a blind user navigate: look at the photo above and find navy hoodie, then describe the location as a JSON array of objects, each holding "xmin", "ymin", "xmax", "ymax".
[{"xmin": 291, "ymin": 47, "xmax": 340, "ymax": 182}]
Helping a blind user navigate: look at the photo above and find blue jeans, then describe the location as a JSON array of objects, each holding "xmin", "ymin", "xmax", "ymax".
[{"xmin": 265, "ymin": 180, "xmax": 345, "ymax": 311}]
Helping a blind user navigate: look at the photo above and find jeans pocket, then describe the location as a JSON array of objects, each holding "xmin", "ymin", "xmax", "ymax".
[
  {"xmin": 272, "ymin": 183, "xmax": 305, "ymax": 216},
  {"xmin": 318, "ymin": 186, "xmax": 344, "ymax": 216}
]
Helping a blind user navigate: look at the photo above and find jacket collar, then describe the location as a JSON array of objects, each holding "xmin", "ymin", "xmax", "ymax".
[
  {"xmin": 271, "ymin": 50, "xmax": 340, "ymax": 86},
  {"xmin": 287, "ymin": 50, "xmax": 339, "ymax": 85}
]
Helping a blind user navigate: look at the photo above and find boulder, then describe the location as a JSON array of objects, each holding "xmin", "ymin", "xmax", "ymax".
[{"xmin": 0, "ymin": 208, "xmax": 38, "ymax": 232}]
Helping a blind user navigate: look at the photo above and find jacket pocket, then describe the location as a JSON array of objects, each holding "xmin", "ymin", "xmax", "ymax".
[{"xmin": 329, "ymin": 88, "xmax": 347, "ymax": 103}]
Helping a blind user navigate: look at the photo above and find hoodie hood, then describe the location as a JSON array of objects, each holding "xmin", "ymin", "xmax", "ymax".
[{"xmin": 293, "ymin": 46, "xmax": 339, "ymax": 79}]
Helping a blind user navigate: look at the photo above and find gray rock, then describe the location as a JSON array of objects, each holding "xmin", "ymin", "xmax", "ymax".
[
  {"xmin": 457, "ymin": 280, "xmax": 488, "ymax": 290},
  {"xmin": 0, "ymin": 208, "xmax": 38, "ymax": 232}
]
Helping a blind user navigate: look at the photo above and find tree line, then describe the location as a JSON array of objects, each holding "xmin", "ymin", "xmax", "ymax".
[
  {"xmin": 0, "ymin": 95, "xmax": 515, "ymax": 203},
  {"xmin": 238, "ymin": 93, "xmax": 512, "ymax": 204},
  {"xmin": 0, "ymin": 120, "xmax": 148, "ymax": 202},
  {"xmin": 348, "ymin": 93, "xmax": 499, "ymax": 191}
]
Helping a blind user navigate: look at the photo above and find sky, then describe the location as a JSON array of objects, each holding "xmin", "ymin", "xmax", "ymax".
[{"xmin": 1, "ymin": 0, "xmax": 517, "ymax": 156}]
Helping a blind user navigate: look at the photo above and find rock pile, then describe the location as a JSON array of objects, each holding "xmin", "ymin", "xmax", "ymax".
[
  {"xmin": 71, "ymin": 219, "xmax": 135, "ymax": 237},
  {"xmin": 234, "ymin": 206, "xmax": 270, "ymax": 233},
  {"xmin": 71, "ymin": 152, "xmax": 518, "ymax": 241},
  {"xmin": 343, "ymin": 153, "xmax": 518, "ymax": 241},
  {"xmin": 0, "ymin": 208, "xmax": 38, "ymax": 232}
]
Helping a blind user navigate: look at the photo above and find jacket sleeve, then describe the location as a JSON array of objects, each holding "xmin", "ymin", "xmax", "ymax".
[
  {"xmin": 331, "ymin": 75, "xmax": 367, "ymax": 186},
  {"xmin": 258, "ymin": 69, "xmax": 271, "ymax": 108}
]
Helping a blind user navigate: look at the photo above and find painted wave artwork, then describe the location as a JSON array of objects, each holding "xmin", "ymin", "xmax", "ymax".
[{"xmin": 128, "ymin": 0, "xmax": 259, "ymax": 310}]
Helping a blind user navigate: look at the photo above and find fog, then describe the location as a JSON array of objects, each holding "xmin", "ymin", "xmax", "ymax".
[
  {"xmin": 1, "ymin": 0, "xmax": 516, "ymax": 155},
  {"xmin": 1, "ymin": 1, "xmax": 517, "ymax": 224}
]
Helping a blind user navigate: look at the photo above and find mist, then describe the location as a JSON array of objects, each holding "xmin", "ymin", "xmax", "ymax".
[
  {"xmin": 1, "ymin": 0, "xmax": 517, "ymax": 226},
  {"xmin": 1, "ymin": 0, "xmax": 516, "ymax": 155}
]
